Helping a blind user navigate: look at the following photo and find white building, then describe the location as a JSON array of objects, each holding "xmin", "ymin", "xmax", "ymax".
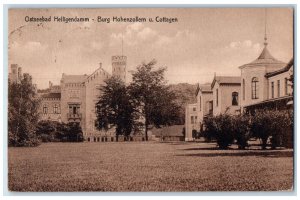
[
  {"xmin": 185, "ymin": 103, "xmax": 197, "ymax": 141},
  {"xmin": 239, "ymin": 38, "xmax": 293, "ymax": 112},
  {"xmin": 211, "ymin": 76, "xmax": 241, "ymax": 116},
  {"xmin": 185, "ymin": 76, "xmax": 241, "ymax": 141},
  {"xmin": 195, "ymin": 84, "xmax": 213, "ymax": 130}
]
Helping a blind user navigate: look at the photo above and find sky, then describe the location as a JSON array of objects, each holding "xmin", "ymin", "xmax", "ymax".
[{"xmin": 8, "ymin": 8, "xmax": 294, "ymax": 89}]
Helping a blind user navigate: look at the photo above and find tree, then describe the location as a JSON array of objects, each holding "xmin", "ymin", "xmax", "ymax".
[
  {"xmin": 129, "ymin": 60, "xmax": 181, "ymax": 141},
  {"xmin": 95, "ymin": 77, "xmax": 135, "ymax": 141},
  {"xmin": 8, "ymin": 73, "xmax": 41, "ymax": 147}
]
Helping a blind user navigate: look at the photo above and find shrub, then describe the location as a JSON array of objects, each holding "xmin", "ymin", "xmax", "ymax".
[
  {"xmin": 250, "ymin": 109, "xmax": 293, "ymax": 149},
  {"xmin": 231, "ymin": 115, "xmax": 251, "ymax": 149},
  {"xmin": 67, "ymin": 122, "xmax": 84, "ymax": 142},
  {"xmin": 203, "ymin": 114, "xmax": 234, "ymax": 149},
  {"xmin": 268, "ymin": 110, "xmax": 293, "ymax": 149},
  {"xmin": 214, "ymin": 114, "xmax": 235, "ymax": 149},
  {"xmin": 36, "ymin": 120, "xmax": 57, "ymax": 142},
  {"xmin": 36, "ymin": 121, "xmax": 84, "ymax": 142},
  {"xmin": 203, "ymin": 116, "xmax": 217, "ymax": 142}
]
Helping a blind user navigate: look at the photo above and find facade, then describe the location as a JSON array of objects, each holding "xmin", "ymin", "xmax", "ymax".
[
  {"xmin": 35, "ymin": 55, "xmax": 127, "ymax": 141},
  {"xmin": 185, "ymin": 77, "xmax": 240, "ymax": 141},
  {"xmin": 195, "ymin": 84, "xmax": 213, "ymax": 130},
  {"xmin": 239, "ymin": 40, "xmax": 293, "ymax": 112},
  {"xmin": 184, "ymin": 103, "xmax": 197, "ymax": 141},
  {"xmin": 38, "ymin": 82, "xmax": 62, "ymax": 122},
  {"xmin": 242, "ymin": 58, "xmax": 293, "ymax": 112},
  {"xmin": 211, "ymin": 76, "xmax": 241, "ymax": 116}
]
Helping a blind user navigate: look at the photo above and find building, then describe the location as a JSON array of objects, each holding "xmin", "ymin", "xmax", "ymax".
[
  {"xmin": 36, "ymin": 55, "xmax": 127, "ymax": 141},
  {"xmin": 185, "ymin": 76, "xmax": 241, "ymax": 141},
  {"xmin": 38, "ymin": 81, "xmax": 62, "ymax": 122},
  {"xmin": 239, "ymin": 37, "xmax": 293, "ymax": 112},
  {"xmin": 195, "ymin": 83, "xmax": 213, "ymax": 130},
  {"xmin": 185, "ymin": 34, "xmax": 293, "ymax": 141},
  {"xmin": 184, "ymin": 103, "xmax": 197, "ymax": 141},
  {"xmin": 211, "ymin": 75, "xmax": 241, "ymax": 116}
]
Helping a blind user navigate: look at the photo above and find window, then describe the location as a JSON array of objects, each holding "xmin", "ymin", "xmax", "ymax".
[
  {"xmin": 216, "ymin": 89, "xmax": 219, "ymax": 106},
  {"xmin": 232, "ymin": 92, "xmax": 239, "ymax": 106},
  {"xmin": 251, "ymin": 77, "xmax": 259, "ymax": 99},
  {"xmin": 193, "ymin": 107, "xmax": 196, "ymax": 111},
  {"xmin": 271, "ymin": 81, "xmax": 274, "ymax": 98},
  {"xmin": 43, "ymin": 105, "xmax": 48, "ymax": 114},
  {"xmin": 200, "ymin": 96, "xmax": 202, "ymax": 111},
  {"xmin": 69, "ymin": 104, "xmax": 80, "ymax": 114},
  {"xmin": 242, "ymin": 79, "xmax": 245, "ymax": 100},
  {"xmin": 191, "ymin": 116, "xmax": 194, "ymax": 124},
  {"xmin": 277, "ymin": 80, "xmax": 280, "ymax": 97},
  {"xmin": 53, "ymin": 104, "xmax": 59, "ymax": 114},
  {"xmin": 285, "ymin": 78, "xmax": 288, "ymax": 95},
  {"xmin": 195, "ymin": 116, "xmax": 197, "ymax": 123}
]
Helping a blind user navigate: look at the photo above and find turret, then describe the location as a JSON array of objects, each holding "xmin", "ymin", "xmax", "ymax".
[{"xmin": 112, "ymin": 55, "xmax": 127, "ymax": 83}]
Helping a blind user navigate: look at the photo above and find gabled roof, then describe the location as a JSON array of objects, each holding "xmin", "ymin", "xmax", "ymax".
[
  {"xmin": 239, "ymin": 46, "xmax": 285, "ymax": 69},
  {"xmin": 211, "ymin": 76, "xmax": 241, "ymax": 89},
  {"xmin": 265, "ymin": 58, "xmax": 294, "ymax": 78},
  {"xmin": 195, "ymin": 83, "xmax": 212, "ymax": 96}
]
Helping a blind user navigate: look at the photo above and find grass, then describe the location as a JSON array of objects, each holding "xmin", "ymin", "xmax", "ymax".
[{"xmin": 8, "ymin": 141, "xmax": 293, "ymax": 192}]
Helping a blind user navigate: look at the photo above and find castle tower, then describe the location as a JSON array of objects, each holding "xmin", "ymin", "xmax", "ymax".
[
  {"xmin": 112, "ymin": 55, "xmax": 127, "ymax": 83},
  {"xmin": 9, "ymin": 64, "xmax": 22, "ymax": 83}
]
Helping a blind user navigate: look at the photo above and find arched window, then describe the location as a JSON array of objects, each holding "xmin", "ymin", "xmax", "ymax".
[
  {"xmin": 43, "ymin": 105, "xmax": 48, "ymax": 114},
  {"xmin": 251, "ymin": 77, "xmax": 259, "ymax": 99},
  {"xmin": 232, "ymin": 92, "xmax": 239, "ymax": 106}
]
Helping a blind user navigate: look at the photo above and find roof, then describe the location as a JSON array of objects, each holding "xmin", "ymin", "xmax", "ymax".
[
  {"xmin": 62, "ymin": 74, "xmax": 88, "ymax": 83},
  {"xmin": 211, "ymin": 76, "xmax": 241, "ymax": 89},
  {"xmin": 239, "ymin": 46, "xmax": 285, "ymax": 69},
  {"xmin": 244, "ymin": 95, "xmax": 293, "ymax": 108},
  {"xmin": 195, "ymin": 83, "xmax": 212, "ymax": 96},
  {"xmin": 265, "ymin": 58, "xmax": 294, "ymax": 78},
  {"xmin": 40, "ymin": 93, "xmax": 61, "ymax": 99}
]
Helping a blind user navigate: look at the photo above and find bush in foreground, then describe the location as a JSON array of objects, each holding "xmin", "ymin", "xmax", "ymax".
[
  {"xmin": 36, "ymin": 121, "xmax": 84, "ymax": 143},
  {"xmin": 203, "ymin": 115, "xmax": 234, "ymax": 149}
]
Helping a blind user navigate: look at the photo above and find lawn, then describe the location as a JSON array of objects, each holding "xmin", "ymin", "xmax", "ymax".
[{"xmin": 8, "ymin": 141, "xmax": 293, "ymax": 192}]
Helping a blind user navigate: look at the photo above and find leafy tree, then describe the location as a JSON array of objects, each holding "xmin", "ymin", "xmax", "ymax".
[
  {"xmin": 95, "ymin": 77, "xmax": 135, "ymax": 141},
  {"xmin": 128, "ymin": 60, "xmax": 181, "ymax": 141},
  {"xmin": 8, "ymin": 73, "xmax": 40, "ymax": 147}
]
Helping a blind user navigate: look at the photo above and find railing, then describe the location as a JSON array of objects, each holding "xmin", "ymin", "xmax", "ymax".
[{"xmin": 67, "ymin": 113, "xmax": 82, "ymax": 119}]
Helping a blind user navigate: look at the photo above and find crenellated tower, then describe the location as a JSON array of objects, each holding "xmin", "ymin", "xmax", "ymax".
[{"xmin": 112, "ymin": 55, "xmax": 127, "ymax": 83}]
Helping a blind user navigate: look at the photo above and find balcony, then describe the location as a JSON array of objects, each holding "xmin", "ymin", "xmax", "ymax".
[{"xmin": 67, "ymin": 113, "xmax": 82, "ymax": 120}]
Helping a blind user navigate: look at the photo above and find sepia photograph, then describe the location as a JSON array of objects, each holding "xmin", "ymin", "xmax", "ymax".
[{"xmin": 7, "ymin": 7, "xmax": 294, "ymax": 192}]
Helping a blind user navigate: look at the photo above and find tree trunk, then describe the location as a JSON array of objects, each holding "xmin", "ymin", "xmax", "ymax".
[{"xmin": 145, "ymin": 121, "xmax": 148, "ymax": 141}]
